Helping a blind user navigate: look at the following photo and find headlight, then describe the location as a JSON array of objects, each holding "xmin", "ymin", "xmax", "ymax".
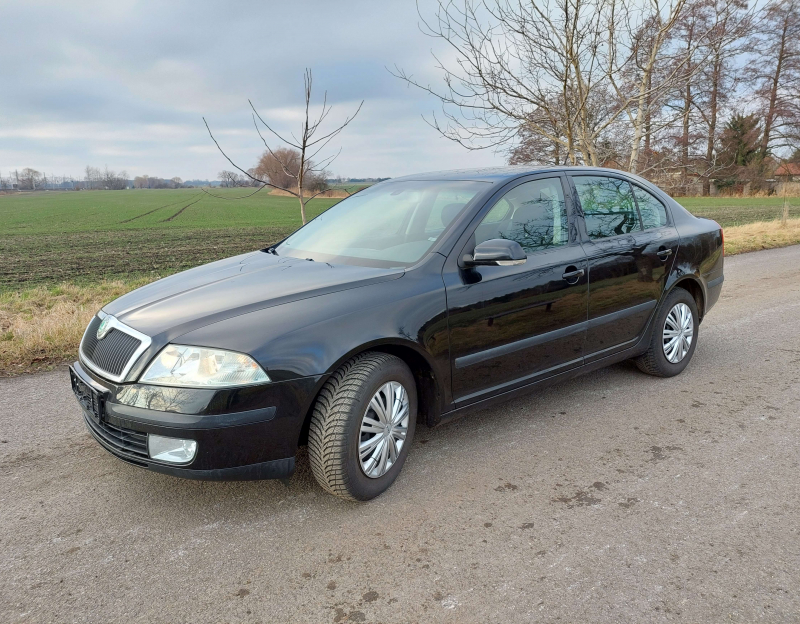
[{"xmin": 140, "ymin": 345, "xmax": 270, "ymax": 388}]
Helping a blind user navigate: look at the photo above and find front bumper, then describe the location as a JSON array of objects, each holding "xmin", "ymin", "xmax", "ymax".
[{"xmin": 70, "ymin": 360, "xmax": 322, "ymax": 480}]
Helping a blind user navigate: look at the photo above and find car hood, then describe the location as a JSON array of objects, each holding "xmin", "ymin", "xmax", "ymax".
[{"xmin": 103, "ymin": 251, "xmax": 404, "ymax": 339}]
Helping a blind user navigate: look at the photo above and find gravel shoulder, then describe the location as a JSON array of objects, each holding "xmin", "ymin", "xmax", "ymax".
[{"xmin": 1, "ymin": 246, "xmax": 799, "ymax": 623}]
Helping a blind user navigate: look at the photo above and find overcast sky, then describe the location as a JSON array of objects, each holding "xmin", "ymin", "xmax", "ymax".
[{"xmin": 0, "ymin": 0, "xmax": 507, "ymax": 180}]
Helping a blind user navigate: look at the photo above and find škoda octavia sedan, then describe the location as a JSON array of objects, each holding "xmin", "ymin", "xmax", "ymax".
[{"xmin": 70, "ymin": 167, "xmax": 724, "ymax": 500}]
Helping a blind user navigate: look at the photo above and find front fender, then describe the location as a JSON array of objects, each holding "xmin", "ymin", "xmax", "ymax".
[{"xmin": 174, "ymin": 253, "xmax": 452, "ymax": 401}]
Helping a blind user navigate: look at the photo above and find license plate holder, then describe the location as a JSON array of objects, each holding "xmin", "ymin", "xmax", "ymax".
[{"xmin": 70, "ymin": 366, "xmax": 105, "ymax": 422}]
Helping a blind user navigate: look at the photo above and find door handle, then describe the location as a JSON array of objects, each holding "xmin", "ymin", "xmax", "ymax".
[
  {"xmin": 657, "ymin": 248, "xmax": 673, "ymax": 261},
  {"xmin": 562, "ymin": 267, "xmax": 585, "ymax": 283}
]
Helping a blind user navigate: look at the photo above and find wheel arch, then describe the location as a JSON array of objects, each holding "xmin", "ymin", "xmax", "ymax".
[
  {"xmin": 296, "ymin": 339, "xmax": 444, "ymax": 446},
  {"xmin": 668, "ymin": 276, "xmax": 705, "ymax": 322}
]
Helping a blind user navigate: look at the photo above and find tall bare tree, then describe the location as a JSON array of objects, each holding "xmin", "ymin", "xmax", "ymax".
[
  {"xmin": 693, "ymin": 0, "xmax": 751, "ymax": 194},
  {"xmin": 205, "ymin": 69, "xmax": 362, "ymax": 224},
  {"xmin": 747, "ymin": 0, "xmax": 800, "ymax": 159},
  {"xmin": 605, "ymin": 0, "xmax": 745, "ymax": 173},
  {"xmin": 392, "ymin": 0, "xmax": 621, "ymax": 166},
  {"xmin": 657, "ymin": 0, "xmax": 751, "ymax": 192},
  {"xmin": 395, "ymin": 0, "xmax": 742, "ymax": 175}
]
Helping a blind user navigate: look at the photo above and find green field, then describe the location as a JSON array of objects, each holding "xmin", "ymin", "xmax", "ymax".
[
  {"xmin": 0, "ymin": 189, "xmax": 339, "ymax": 288},
  {"xmin": 675, "ymin": 196, "xmax": 800, "ymax": 228},
  {"xmin": 1, "ymin": 188, "xmax": 799, "ymax": 289},
  {"xmin": 1, "ymin": 188, "xmax": 337, "ymax": 235}
]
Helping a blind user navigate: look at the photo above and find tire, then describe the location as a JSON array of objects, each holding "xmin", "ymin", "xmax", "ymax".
[
  {"xmin": 635, "ymin": 287, "xmax": 699, "ymax": 377},
  {"xmin": 308, "ymin": 352, "xmax": 417, "ymax": 501}
]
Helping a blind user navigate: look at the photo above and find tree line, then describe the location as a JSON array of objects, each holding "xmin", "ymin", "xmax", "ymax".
[
  {"xmin": 0, "ymin": 167, "xmax": 192, "ymax": 191},
  {"xmin": 395, "ymin": 0, "xmax": 800, "ymax": 195}
]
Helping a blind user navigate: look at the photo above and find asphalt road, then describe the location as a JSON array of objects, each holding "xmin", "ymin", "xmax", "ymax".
[{"xmin": 2, "ymin": 245, "xmax": 799, "ymax": 623}]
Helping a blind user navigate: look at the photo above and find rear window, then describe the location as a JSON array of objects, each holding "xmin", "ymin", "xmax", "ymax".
[
  {"xmin": 573, "ymin": 176, "xmax": 641, "ymax": 239},
  {"xmin": 633, "ymin": 186, "xmax": 668, "ymax": 229}
]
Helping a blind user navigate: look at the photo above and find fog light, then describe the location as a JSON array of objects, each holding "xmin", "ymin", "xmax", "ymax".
[{"xmin": 148, "ymin": 434, "xmax": 197, "ymax": 464}]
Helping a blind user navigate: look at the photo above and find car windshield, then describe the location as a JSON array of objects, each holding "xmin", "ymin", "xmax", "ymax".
[{"xmin": 275, "ymin": 180, "xmax": 489, "ymax": 268}]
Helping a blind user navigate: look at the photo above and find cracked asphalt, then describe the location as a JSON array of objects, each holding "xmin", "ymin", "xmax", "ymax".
[{"xmin": 1, "ymin": 245, "xmax": 799, "ymax": 623}]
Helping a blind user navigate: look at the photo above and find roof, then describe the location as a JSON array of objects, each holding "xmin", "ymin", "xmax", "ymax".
[
  {"xmin": 775, "ymin": 163, "xmax": 800, "ymax": 176},
  {"xmin": 388, "ymin": 165, "xmax": 641, "ymax": 183}
]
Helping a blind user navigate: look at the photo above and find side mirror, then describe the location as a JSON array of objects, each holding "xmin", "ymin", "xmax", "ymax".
[{"xmin": 462, "ymin": 239, "xmax": 526, "ymax": 267}]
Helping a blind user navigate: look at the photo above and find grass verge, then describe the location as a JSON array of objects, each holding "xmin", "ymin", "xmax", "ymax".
[
  {"xmin": 721, "ymin": 218, "xmax": 800, "ymax": 255},
  {"xmin": 0, "ymin": 280, "xmax": 152, "ymax": 376},
  {"xmin": 2, "ymin": 218, "xmax": 798, "ymax": 377}
]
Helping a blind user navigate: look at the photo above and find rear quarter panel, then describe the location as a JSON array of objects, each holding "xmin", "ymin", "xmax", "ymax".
[{"xmin": 666, "ymin": 197, "xmax": 724, "ymax": 316}]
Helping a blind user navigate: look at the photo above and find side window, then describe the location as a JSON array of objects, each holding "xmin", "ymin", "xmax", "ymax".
[
  {"xmin": 632, "ymin": 185, "xmax": 668, "ymax": 229},
  {"xmin": 573, "ymin": 176, "xmax": 641, "ymax": 239},
  {"xmin": 474, "ymin": 178, "xmax": 568, "ymax": 254}
]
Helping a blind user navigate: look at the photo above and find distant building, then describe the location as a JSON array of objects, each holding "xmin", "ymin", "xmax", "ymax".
[{"xmin": 774, "ymin": 163, "xmax": 800, "ymax": 182}]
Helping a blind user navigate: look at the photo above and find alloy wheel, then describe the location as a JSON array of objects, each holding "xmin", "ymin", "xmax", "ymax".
[
  {"xmin": 662, "ymin": 302, "xmax": 694, "ymax": 363},
  {"xmin": 359, "ymin": 381, "xmax": 409, "ymax": 478}
]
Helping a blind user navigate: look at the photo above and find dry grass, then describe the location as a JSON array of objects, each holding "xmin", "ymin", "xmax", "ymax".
[
  {"xmin": 2, "ymin": 219, "xmax": 799, "ymax": 376},
  {"xmin": 777, "ymin": 182, "xmax": 800, "ymax": 197},
  {"xmin": 722, "ymin": 218, "xmax": 800, "ymax": 255},
  {"xmin": 0, "ymin": 279, "xmax": 151, "ymax": 376}
]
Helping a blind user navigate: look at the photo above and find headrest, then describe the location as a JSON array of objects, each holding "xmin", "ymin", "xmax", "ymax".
[{"xmin": 511, "ymin": 200, "xmax": 547, "ymax": 225}]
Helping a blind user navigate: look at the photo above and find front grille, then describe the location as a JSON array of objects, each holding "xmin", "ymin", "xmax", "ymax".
[
  {"xmin": 81, "ymin": 316, "xmax": 142, "ymax": 378},
  {"xmin": 84, "ymin": 412, "xmax": 149, "ymax": 460}
]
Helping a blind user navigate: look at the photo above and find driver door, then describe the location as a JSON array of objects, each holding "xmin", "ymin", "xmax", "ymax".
[{"xmin": 443, "ymin": 175, "xmax": 588, "ymax": 405}]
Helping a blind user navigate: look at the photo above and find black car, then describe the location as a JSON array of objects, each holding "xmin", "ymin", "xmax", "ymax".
[{"xmin": 70, "ymin": 166, "xmax": 724, "ymax": 500}]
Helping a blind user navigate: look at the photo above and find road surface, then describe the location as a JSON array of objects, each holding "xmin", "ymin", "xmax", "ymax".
[{"xmin": 2, "ymin": 245, "xmax": 799, "ymax": 623}]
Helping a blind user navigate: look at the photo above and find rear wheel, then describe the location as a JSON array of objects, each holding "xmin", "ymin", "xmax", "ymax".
[
  {"xmin": 308, "ymin": 352, "xmax": 417, "ymax": 501},
  {"xmin": 635, "ymin": 287, "xmax": 699, "ymax": 377}
]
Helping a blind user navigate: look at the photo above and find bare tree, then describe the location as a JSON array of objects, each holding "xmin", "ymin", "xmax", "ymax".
[
  {"xmin": 218, "ymin": 170, "xmax": 249, "ymax": 187},
  {"xmin": 18, "ymin": 168, "xmax": 42, "ymax": 190},
  {"xmin": 392, "ymin": 0, "xmax": 621, "ymax": 166},
  {"xmin": 204, "ymin": 69, "xmax": 362, "ymax": 224},
  {"xmin": 605, "ymin": 0, "xmax": 746, "ymax": 174},
  {"xmin": 394, "ymin": 0, "xmax": 741, "ymax": 175},
  {"xmin": 747, "ymin": 0, "xmax": 800, "ymax": 159},
  {"xmin": 656, "ymin": 0, "xmax": 751, "ymax": 192},
  {"xmin": 692, "ymin": 0, "xmax": 751, "ymax": 194},
  {"xmin": 254, "ymin": 147, "xmax": 329, "ymax": 192},
  {"xmin": 100, "ymin": 166, "xmax": 128, "ymax": 190},
  {"xmin": 84, "ymin": 165, "xmax": 101, "ymax": 190},
  {"xmin": 254, "ymin": 147, "xmax": 301, "ymax": 189}
]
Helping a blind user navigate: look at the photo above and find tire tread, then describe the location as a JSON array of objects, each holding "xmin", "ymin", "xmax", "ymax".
[
  {"xmin": 635, "ymin": 287, "xmax": 697, "ymax": 378},
  {"xmin": 308, "ymin": 352, "xmax": 400, "ymax": 501}
]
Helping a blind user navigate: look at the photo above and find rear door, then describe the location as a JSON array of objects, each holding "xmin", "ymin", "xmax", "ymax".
[
  {"xmin": 444, "ymin": 175, "xmax": 588, "ymax": 405},
  {"xmin": 628, "ymin": 182, "xmax": 681, "ymax": 319},
  {"xmin": 570, "ymin": 174, "xmax": 677, "ymax": 361}
]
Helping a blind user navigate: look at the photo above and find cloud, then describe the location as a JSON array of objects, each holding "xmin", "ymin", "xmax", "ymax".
[{"xmin": 0, "ymin": 0, "xmax": 507, "ymax": 179}]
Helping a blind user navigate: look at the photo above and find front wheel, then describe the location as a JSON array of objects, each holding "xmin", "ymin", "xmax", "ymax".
[
  {"xmin": 635, "ymin": 287, "xmax": 699, "ymax": 377},
  {"xmin": 308, "ymin": 352, "xmax": 417, "ymax": 501}
]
